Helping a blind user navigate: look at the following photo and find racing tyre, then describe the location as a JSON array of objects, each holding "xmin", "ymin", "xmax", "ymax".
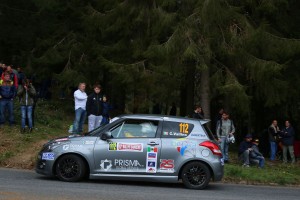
[
  {"xmin": 56, "ymin": 154, "xmax": 86, "ymax": 182},
  {"xmin": 181, "ymin": 162, "xmax": 211, "ymax": 190}
]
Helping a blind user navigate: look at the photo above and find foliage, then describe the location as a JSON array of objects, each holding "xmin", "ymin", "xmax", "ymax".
[{"xmin": 1, "ymin": 0, "xmax": 300, "ymax": 133}]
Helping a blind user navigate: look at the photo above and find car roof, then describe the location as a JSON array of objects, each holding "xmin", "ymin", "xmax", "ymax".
[{"xmin": 117, "ymin": 114, "xmax": 210, "ymax": 125}]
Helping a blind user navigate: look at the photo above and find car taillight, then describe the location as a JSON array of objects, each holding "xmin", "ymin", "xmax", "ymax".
[{"xmin": 199, "ymin": 141, "xmax": 222, "ymax": 156}]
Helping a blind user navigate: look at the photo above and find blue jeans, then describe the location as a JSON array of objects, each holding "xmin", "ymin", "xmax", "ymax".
[
  {"xmin": 252, "ymin": 156, "xmax": 265, "ymax": 168},
  {"xmin": 270, "ymin": 141, "xmax": 277, "ymax": 160},
  {"xmin": 0, "ymin": 99, "xmax": 14, "ymax": 125},
  {"xmin": 73, "ymin": 108, "xmax": 86, "ymax": 134},
  {"xmin": 21, "ymin": 106, "xmax": 33, "ymax": 128},
  {"xmin": 220, "ymin": 136, "xmax": 229, "ymax": 161}
]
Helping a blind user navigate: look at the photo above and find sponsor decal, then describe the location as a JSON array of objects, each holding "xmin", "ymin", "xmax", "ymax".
[
  {"xmin": 160, "ymin": 159, "xmax": 174, "ymax": 173},
  {"xmin": 109, "ymin": 142, "xmax": 117, "ymax": 150},
  {"xmin": 109, "ymin": 142, "xmax": 143, "ymax": 152},
  {"xmin": 84, "ymin": 140, "xmax": 95, "ymax": 145},
  {"xmin": 148, "ymin": 161, "xmax": 156, "ymax": 167},
  {"xmin": 42, "ymin": 153, "xmax": 55, "ymax": 160},
  {"xmin": 62, "ymin": 144, "xmax": 83, "ymax": 151},
  {"xmin": 147, "ymin": 147, "xmax": 158, "ymax": 152},
  {"xmin": 117, "ymin": 143, "xmax": 143, "ymax": 152},
  {"xmin": 147, "ymin": 167, "xmax": 156, "ymax": 173},
  {"xmin": 189, "ymin": 133, "xmax": 206, "ymax": 138},
  {"xmin": 100, "ymin": 159, "xmax": 112, "ymax": 171},
  {"xmin": 55, "ymin": 138, "xmax": 68, "ymax": 142},
  {"xmin": 163, "ymin": 132, "xmax": 169, "ymax": 136},
  {"xmin": 146, "ymin": 146, "xmax": 158, "ymax": 173},
  {"xmin": 171, "ymin": 139, "xmax": 196, "ymax": 156},
  {"xmin": 147, "ymin": 152, "xmax": 156, "ymax": 159},
  {"xmin": 114, "ymin": 159, "xmax": 143, "ymax": 169}
]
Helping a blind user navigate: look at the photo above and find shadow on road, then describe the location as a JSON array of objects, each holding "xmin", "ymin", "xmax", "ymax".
[{"xmin": 36, "ymin": 175, "xmax": 223, "ymax": 190}]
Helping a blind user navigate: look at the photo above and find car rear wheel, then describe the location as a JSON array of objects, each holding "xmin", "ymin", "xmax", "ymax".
[
  {"xmin": 56, "ymin": 154, "xmax": 86, "ymax": 182},
  {"xmin": 181, "ymin": 162, "xmax": 211, "ymax": 190}
]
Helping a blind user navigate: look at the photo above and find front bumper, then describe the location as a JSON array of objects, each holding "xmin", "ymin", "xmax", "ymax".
[{"xmin": 35, "ymin": 153, "xmax": 55, "ymax": 177}]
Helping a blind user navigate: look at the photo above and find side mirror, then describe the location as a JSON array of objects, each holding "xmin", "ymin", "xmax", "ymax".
[{"xmin": 100, "ymin": 131, "xmax": 112, "ymax": 141}]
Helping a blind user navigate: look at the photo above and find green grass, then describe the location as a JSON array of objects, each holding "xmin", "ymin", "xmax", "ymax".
[
  {"xmin": 224, "ymin": 160, "xmax": 300, "ymax": 186},
  {"xmin": 0, "ymin": 99, "xmax": 74, "ymax": 166}
]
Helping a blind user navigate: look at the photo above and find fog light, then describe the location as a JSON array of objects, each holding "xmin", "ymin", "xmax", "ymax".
[{"xmin": 39, "ymin": 162, "xmax": 46, "ymax": 169}]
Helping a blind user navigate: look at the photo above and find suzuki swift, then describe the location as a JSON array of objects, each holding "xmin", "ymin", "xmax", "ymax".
[{"xmin": 36, "ymin": 114, "xmax": 224, "ymax": 189}]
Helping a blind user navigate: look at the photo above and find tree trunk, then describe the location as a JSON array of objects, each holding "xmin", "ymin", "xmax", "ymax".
[
  {"xmin": 200, "ymin": 67, "xmax": 210, "ymax": 119},
  {"xmin": 180, "ymin": 62, "xmax": 196, "ymax": 117}
]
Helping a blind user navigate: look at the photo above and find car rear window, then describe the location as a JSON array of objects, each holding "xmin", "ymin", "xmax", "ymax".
[
  {"xmin": 161, "ymin": 121, "xmax": 194, "ymax": 138},
  {"xmin": 202, "ymin": 123, "xmax": 216, "ymax": 140}
]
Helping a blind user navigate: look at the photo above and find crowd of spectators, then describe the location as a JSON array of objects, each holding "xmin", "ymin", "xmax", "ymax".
[{"xmin": 0, "ymin": 63, "xmax": 37, "ymax": 133}]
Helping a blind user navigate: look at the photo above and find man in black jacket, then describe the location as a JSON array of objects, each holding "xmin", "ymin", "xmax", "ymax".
[
  {"xmin": 86, "ymin": 84, "xmax": 103, "ymax": 132},
  {"xmin": 238, "ymin": 134, "xmax": 253, "ymax": 167},
  {"xmin": 280, "ymin": 120, "xmax": 295, "ymax": 163}
]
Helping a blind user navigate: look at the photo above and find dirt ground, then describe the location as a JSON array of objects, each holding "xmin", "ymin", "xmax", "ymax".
[{"xmin": 0, "ymin": 128, "xmax": 48, "ymax": 169}]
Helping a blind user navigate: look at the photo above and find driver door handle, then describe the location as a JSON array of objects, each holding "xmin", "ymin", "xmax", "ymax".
[{"xmin": 147, "ymin": 141, "xmax": 159, "ymax": 146}]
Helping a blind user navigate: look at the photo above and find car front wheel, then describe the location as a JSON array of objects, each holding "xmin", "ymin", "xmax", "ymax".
[
  {"xmin": 56, "ymin": 154, "xmax": 86, "ymax": 182},
  {"xmin": 181, "ymin": 162, "xmax": 211, "ymax": 190}
]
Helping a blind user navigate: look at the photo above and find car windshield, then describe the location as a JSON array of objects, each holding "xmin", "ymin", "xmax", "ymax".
[
  {"xmin": 86, "ymin": 117, "xmax": 120, "ymax": 136},
  {"xmin": 87, "ymin": 124, "xmax": 107, "ymax": 136}
]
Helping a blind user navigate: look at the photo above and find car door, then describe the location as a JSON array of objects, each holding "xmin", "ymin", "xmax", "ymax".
[
  {"xmin": 158, "ymin": 118, "xmax": 197, "ymax": 175},
  {"xmin": 93, "ymin": 118, "xmax": 162, "ymax": 174}
]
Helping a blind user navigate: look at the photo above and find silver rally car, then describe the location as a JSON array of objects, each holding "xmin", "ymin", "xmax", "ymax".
[{"xmin": 36, "ymin": 114, "xmax": 224, "ymax": 189}]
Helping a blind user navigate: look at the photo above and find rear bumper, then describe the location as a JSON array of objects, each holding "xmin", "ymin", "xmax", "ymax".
[{"xmin": 211, "ymin": 158, "xmax": 224, "ymax": 181}]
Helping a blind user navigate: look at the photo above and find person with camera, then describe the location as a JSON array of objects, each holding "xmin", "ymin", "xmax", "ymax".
[
  {"xmin": 268, "ymin": 120, "xmax": 280, "ymax": 161},
  {"xmin": 216, "ymin": 112, "xmax": 235, "ymax": 163},
  {"xmin": 17, "ymin": 79, "xmax": 36, "ymax": 133}
]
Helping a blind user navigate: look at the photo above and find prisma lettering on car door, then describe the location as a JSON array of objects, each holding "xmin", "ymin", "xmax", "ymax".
[{"xmin": 95, "ymin": 119, "xmax": 160, "ymax": 173}]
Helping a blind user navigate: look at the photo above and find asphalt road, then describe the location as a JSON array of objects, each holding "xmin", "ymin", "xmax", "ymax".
[{"xmin": 0, "ymin": 168, "xmax": 299, "ymax": 200}]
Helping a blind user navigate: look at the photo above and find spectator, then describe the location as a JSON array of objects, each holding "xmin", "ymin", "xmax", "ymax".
[
  {"xmin": 86, "ymin": 84, "xmax": 103, "ymax": 132},
  {"xmin": 17, "ymin": 79, "xmax": 36, "ymax": 133},
  {"xmin": 169, "ymin": 102, "xmax": 177, "ymax": 116},
  {"xmin": 192, "ymin": 105, "xmax": 204, "ymax": 119},
  {"xmin": 72, "ymin": 82, "xmax": 87, "ymax": 134},
  {"xmin": 279, "ymin": 120, "xmax": 296, "ymax": 163},
  {"xmin": 250, "ymin": 139, "xmax": 265, "ymax": 168},
  {"xmin": 0, "ymin": 72, "xmax": 17, "ymax": 126},
  {"xmin": 1, "ymin": 65, "xmax": 18, "ymax": 88},
  {"xmin": 216, "ymin": 112, "xmax": 235, "ymax": 163},
  {"xmin": 238, "ymin": 134, "xmax": 253, "ymax": 167},
  {"xmin": 268, "ymin": 120, "xmax": 280, "ymax": 161},
  {"xmin": 101, "ymin": 95, "xmax": 113, "ymax": 125}
]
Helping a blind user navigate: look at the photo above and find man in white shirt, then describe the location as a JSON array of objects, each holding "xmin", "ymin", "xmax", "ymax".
[{"xmin": 72, "ymin": 82, "xmax": 87, "ymax": 134}]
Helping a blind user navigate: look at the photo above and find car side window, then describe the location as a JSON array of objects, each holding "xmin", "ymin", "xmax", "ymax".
[
  {"xmin": 109, "ymin": 119, "xmax": 159, "ymax": 138},
  {"xmin": 162, "ymin": 121, "xmax": 194, "ymax": 138}
]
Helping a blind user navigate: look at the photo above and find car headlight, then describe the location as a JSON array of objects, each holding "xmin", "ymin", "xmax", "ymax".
[{"xmin": 41, "ymin": 141, "xmax": 69, "ymax": 152}]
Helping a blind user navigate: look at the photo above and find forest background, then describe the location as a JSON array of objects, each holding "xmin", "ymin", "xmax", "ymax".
[{"xmin": 1, "ymin": 0, "xmax": 300, "ymax": 148}]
